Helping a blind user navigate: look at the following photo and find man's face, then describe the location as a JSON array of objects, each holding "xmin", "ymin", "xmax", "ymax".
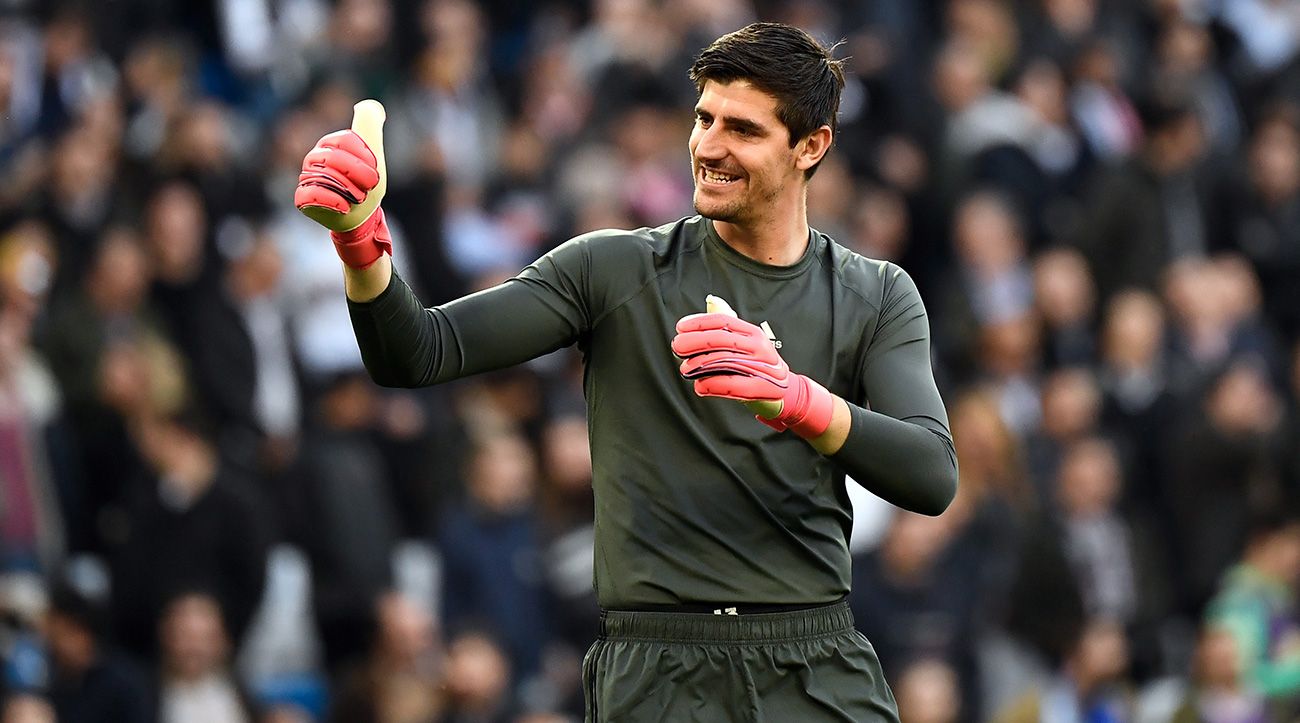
[{"xmin": 689, "ymin": 80, "xmax": 803, "ymax": 225}]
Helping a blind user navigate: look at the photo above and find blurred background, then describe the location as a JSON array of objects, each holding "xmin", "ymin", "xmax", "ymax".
[{"xmin": 0, "ymin": 0, "xmax": 1299, "ymax": 721}]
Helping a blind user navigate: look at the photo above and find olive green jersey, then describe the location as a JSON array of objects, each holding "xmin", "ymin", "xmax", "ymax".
[{"xmin": 349, "ymin": 215, "xmax": 956, "ymax": 608}]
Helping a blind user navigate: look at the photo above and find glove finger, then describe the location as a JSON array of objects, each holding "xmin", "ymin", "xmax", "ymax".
[
  {"xmin": 318, "ymin": 129, "xmax": 378, "ymax": 166},
  {"xmin": 674, "ymin": 312, "xmax": 722, "ymax": 332},
  {"xmin": 671, "ymin": 328, "xmax": 769, "ymax": 358},
  {"xmin": 301, "ymin": 148, "xmax": 371, "ymax": 200},
  {"xmin": 312, "ymin": 136, "xmax": 381, "ymax": 190},
  {"xmin": 675, "ymin": 312, "xmax": 763, "ymax": 336},
  {"xmin": 693, "ymin": 374, "xmax": 780, "ymax": 402},
  {"xmin": 294, "ymin": 184, "xmax": 351, "ymax": 214}
]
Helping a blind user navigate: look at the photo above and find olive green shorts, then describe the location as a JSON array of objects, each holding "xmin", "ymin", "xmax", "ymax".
[{"xmin": 582, "ymin": 601, "xmax": 899, "ymax": 722}]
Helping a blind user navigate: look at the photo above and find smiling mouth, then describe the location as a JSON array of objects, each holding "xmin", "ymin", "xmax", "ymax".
[{"xmin": 699, "ymin": 166, "xmax": 742, "ymax": 185}]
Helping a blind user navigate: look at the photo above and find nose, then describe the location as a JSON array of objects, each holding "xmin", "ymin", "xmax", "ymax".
[{"xmin": 693, "ymin": 124, "xmax": 726, "ymax": 163}]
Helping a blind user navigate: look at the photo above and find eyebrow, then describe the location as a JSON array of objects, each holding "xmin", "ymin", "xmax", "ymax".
[{"xmin": 695, "ymin": 107, "xmax": 769, "ymax": 136}]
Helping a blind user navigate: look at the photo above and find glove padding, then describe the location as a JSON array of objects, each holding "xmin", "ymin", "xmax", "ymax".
[{"xmin": 672, "ymin": 311, "xmax": 834, "ymax": 438}]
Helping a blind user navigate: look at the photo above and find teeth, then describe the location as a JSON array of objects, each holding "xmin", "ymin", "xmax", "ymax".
[{"xmin": 703, "ymin": 169, "xmax": 739, "ymax": 183}]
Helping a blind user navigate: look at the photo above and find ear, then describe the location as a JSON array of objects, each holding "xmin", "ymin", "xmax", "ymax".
[{"xmin": 794, "ymin": 125, "xmax": 833, "ymax": 173}]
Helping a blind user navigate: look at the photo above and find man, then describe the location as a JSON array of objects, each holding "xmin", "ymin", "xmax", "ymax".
[
  {"xmin": 1203, "ymin": 512, "xmax": 1300, "ymax": 701},
  {"xmin": 296, "ymin": 22, "xmax": 956, "ymax": 722},
  {"xmin": 43, "ymin": 583, "xmax": 153, "ymax": 723}
]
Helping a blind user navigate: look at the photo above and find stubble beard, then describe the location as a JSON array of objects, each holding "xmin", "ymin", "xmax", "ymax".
[
  {"xmin": 693, "ymin": 176, "xmax": 784, "ymax": 226},
  {"xmin": 693, "ymin": 191, "xmax": 746, "ymax": 223}
]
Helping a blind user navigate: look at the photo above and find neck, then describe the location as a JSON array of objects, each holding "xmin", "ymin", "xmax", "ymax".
[{"xmin": 711, "ymin": 195, "xmax": 811, "ymax": 266}]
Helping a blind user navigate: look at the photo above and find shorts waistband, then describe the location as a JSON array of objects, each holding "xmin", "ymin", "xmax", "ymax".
[
  {"xmin": 598, "ymin": 600, "xmax": 854, "ymax": 643},
  {"xmin": 617, "ymin": 599, "xmax": 830, "ymax": 615}
]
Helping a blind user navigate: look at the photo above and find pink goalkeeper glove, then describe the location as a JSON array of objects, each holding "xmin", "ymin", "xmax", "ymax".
[
  {"xmin": 294, "ymin": 128, "xmax": 392, "ymax": 269},
  {"xmin": 671, "ymin": 311, "xmax": 835, "ymax": 438}
]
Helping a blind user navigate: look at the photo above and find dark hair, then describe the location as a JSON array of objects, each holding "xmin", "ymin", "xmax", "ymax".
[{"xmin": 689, "ymin": 22, "xmax": 845, "ymax": 178}]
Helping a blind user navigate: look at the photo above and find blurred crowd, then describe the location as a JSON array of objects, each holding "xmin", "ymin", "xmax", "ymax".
[{"xmin": 1, "ymin": 0, "xmax": 1300, "ymax": 721}]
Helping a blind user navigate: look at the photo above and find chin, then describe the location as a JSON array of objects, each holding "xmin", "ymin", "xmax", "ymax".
[{"xmin": 693, "ymin": 196, "xmax": 743, "ymax": 223}]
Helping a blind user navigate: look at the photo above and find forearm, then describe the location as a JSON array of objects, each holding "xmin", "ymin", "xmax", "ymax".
[
  {"xmin": 808, "ymin": 397, "xmax": 851, "ymax": 455},
  {"xmin": 829, "ymin": 402, "xmax": 957, "ymax": 516},
  {"xmin": 347, "ymin": 268, "xmax": 438, "ymax": 387},
  {"xmin": 344, "ymin": 254, "xmax": 393, "ymax": 302}
]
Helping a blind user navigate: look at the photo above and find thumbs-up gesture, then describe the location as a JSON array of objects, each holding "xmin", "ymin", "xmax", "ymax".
[{"xmin": 295, "ymin": 99, "xmax": 392, "ymax": 269}]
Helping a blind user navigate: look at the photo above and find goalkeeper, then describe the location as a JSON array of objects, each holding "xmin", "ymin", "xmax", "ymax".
[{"xmin": 296, "ymin": 22, "xmax": 957, "ymax": 723}]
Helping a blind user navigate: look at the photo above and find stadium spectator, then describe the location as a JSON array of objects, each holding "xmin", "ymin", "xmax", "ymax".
[
  {"xmin": 439, "ymin": 432, "xmax": 547, "ymax": 684},
  {"xmin": 108, "ymin": 409, "xmax": 270, "ymax": 661},
  {"xmin": 0, "ymin": 303, "xmax": 68, "ymax": 572},
  {"xmin": 899, "ymin": 657, "xmax": 961, "ymax": 723},
  {"xmin": 536, "ymin": 414, "xmax": 597, "ymax": 655},
  {"xmin": 993, "ymin": 618, "xmax": 1135, "ymax": 723},
  {"xmin": 1151, "ymin": 20, "xmax": 1243, "ymax": 154},
  {"xmin": 1164, "ymin": 361, "xmax": 1288, "ymax": 616},
  {"xmin": 440, "ymin": 630, "xmax": 514, "ymax": 723},
  {"xmin": 852, "ymin": 512, "xmax": 981, "ymax": 721},
  {"xmin": 296, "ymin": 372, "xmax": 401, "ymax": 672},
  {"xmin": 944, "ymin": 388, "xmax": 1031, "ymax": 626},
  {"xmin": 1053, "ymin": 439, "xmax": 1141, "ymax": 625},
  {"xmin": 1223, "ymin": 104, "xmax": 1300, "ymax": 345},
  {"xmin": 44, "ymin": 582, "xmax": 152, "ymax": 723},
  {"xmin": 1025, "ymin": 367, "xmax": 1103, "ymax": 505},
  {"xmin": 936, "ymin": 189, "xmax": 1036, "ymax": 384},
  {"xmin": 1097, "ymin": 289, "xmax": 1182, "ymax": 527},
  {"xmin": 156, "ymin": 591, "xmax": 256, "ymax": 723},
  {"xmin": 1167, "ymin": 624, "xmax": 1276, "ymax": 723},
  {"xmin": 894, "ymin": 658, "xmax": 962, "ymax": 723},
  {"xmin": 184, "ymin": 225, "xmax": 300, "ymax": 473},
  {"xmin": 36, "ymin": 227, "xmax": 168, "ymax": 552},
  {"xmin": 1032, "ymin": 247, "xmax": 1097, "ymax": 369},
  {"xmin": 329, "ymin": 591, "xmax": 443, "ymax": 723},
  {"xmin": 1203, "ymin": 512, "xmax": 1300, "ymax": 704},
  {"xmin": 1076, "ymin": 92, "xmax": 1211, "ymax": 300}
]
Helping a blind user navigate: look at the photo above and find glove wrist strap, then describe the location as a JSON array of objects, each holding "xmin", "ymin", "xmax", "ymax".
[
  {"xmin": 781, "ymin": 375, "xmax": 835, "ymax": 439},
  {"xmin": 330, "ymin": 208, "xmax": 392, "ymax": 269}
]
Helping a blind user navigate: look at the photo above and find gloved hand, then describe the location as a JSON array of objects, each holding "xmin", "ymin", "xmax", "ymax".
[
  {"xmin": 294, "ymin": 100, "xmax": 392, "ymax": 269},
  {"xmin": 671, "ymin": 295, "xmax": 834, "ymax": 439}
]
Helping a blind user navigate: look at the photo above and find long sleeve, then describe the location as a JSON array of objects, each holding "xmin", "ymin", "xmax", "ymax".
[
  {"xmin": 831, "ymin": 265, "xmax": 957, "ymax": 516},
  {"xmin": 347, "ymin": 240, "xmax": 596, "ymax": 388}
]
